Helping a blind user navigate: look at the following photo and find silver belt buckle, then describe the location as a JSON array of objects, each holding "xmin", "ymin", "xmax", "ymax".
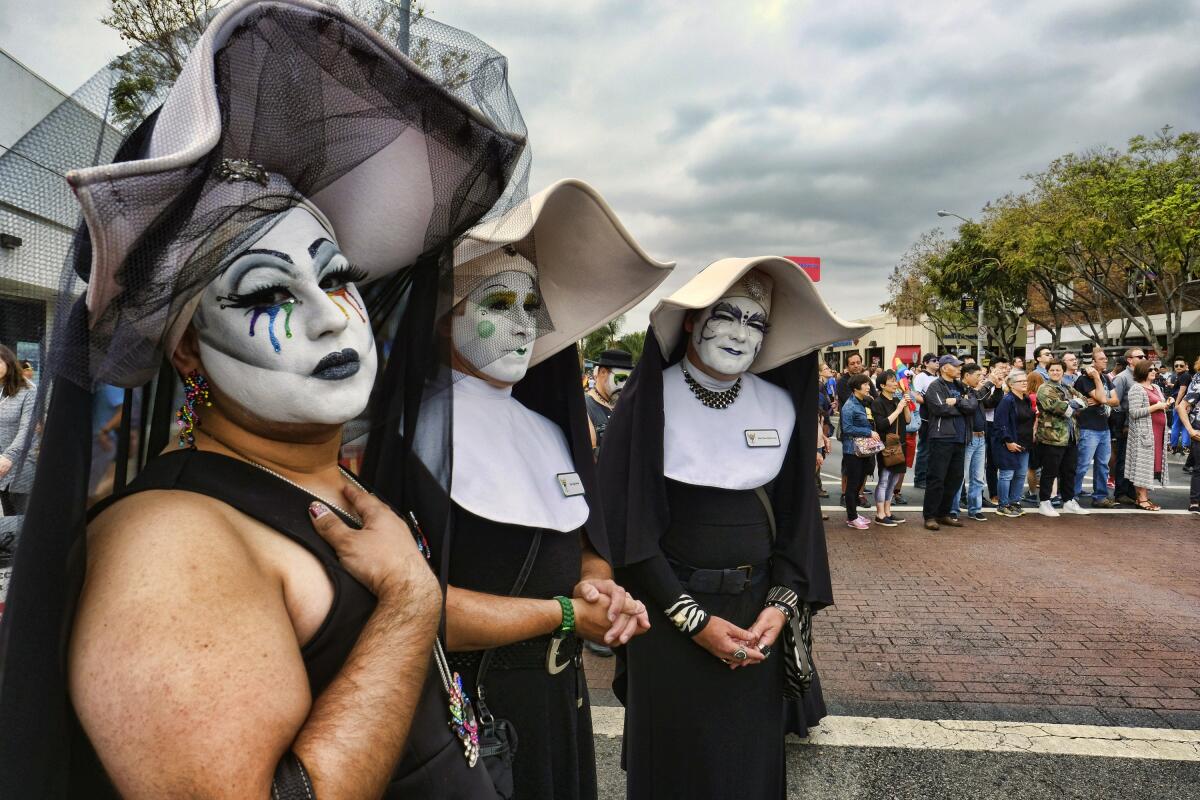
[{"xmin": 547, "ymin": 633, "xmax": 573, "ymax": 675}]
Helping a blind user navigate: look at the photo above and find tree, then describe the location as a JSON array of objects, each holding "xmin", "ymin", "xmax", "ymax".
[
  {"xmin": 881, "ymin": 230, "xmax": 973, "ymax": 346},
  {"xmin": 618, "ymin": 330, "xmax": 646, "ymax": 363},
  {"xmin": 1020, "ymin": 128, "xmax": 1200, "ymax": 354},
  {"xmin": 580, "ymin": 315, "xmax": 626, "ymax": 363},
  {"xmin": 926, "ymin": 220, "xmax": 1025, "ymax": 359},
  {"xmin": 100, "ymin": 1, "xmax": 446, "ymax": 130},
  {"xmin": 101, "ymin": 0, "xmax": 218, "ymax": 128}
]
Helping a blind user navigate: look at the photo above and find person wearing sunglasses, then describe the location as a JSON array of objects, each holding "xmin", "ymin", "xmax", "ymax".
[{"xmin": 587, "ymin": 348, "xmax": 634, "ymax": 452}]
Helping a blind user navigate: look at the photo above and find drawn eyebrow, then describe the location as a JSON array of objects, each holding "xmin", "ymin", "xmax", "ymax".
[
  {"xmin": 226, "ymin": 250, "xmax": 297, "ymax": 291},
  {"xmin": 712, "ymin": 301, "xmax": 742, "ymax": 316},
  {"xmin": 309, "ymin": 237, "xmax": 336, "ymax": 259}
]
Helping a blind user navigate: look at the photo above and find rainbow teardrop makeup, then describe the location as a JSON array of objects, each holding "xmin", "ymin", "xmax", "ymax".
[
  {"xmin": 247, "ymin": 299, "xmax": 298, "ymax": 354},
  {"xmin": 327, "ymin": 287, "xmax": 366, "ymax": 322}
]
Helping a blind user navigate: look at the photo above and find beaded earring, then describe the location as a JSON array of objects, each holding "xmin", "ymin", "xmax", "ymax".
[{"xmin": 177, "ymin": 370, "xmax": 213, "ymax": 448}]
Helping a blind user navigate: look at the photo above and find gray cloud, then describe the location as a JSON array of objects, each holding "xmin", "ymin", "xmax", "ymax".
[{"xmin": 3, "ymin": 0, "xmax": 1199, "ymax": 329}]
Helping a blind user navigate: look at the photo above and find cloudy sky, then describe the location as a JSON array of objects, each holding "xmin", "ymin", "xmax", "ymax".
[{"xmin": 3, "ymin": 0, "xmax": 1199, "ymax": 332}]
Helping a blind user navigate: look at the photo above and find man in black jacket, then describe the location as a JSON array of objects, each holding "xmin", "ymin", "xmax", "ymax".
[{"xmin": 921, "ymin": 355, "xmax": 979, "ymax": 531}]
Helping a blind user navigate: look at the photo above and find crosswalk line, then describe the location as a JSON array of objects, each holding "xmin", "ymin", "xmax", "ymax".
[{"xmin": 591, "ymin": 708, "xmax": 1200, "ymax": 761}]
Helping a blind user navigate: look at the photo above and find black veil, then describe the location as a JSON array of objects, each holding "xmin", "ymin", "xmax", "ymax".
[{"xmin": 0, "ymin": 1, "xmax": 533, "ymax": 793}]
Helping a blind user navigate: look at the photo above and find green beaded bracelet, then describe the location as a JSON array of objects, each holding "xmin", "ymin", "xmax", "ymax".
[{"xmin": 554, "ymin": 595, "xmax": 575, "ymax": 633}]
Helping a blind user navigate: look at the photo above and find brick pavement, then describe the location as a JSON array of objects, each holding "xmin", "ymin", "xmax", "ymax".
[{"xmin": 585, "ymin": 514, "xmax": 1200, "ymax": 728}]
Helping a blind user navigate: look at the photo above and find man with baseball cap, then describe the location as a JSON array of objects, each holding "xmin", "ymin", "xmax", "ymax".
[
  {"xmin": 911, "ymin": 352, "xmax": 941, "ymax": 488},
  {"xmin": 921, "ymin": 355, "xmax": 980, "ymax": 530}
]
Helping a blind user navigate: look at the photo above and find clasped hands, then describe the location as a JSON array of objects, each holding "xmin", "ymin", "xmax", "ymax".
[
  {"xmin": 695, "ymin": 606, "xmax": 788, "ymax": 670},
  {"xmin": 572, "ymin": 578, "xmax": 651, "ymax": 646}
]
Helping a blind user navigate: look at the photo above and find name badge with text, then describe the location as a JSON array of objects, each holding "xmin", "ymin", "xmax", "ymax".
[
  {"xmin": 744, "ymin": 429, "xmax": 782, "ymax": 448},
  {"xmin": 557, "ymin": 472, "xmax": 586, "ymax": 497}
]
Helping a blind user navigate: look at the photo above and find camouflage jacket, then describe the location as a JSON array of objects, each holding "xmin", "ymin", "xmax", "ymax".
[{"xmin": 1035, "ymin": 380, "xmax": 1086, "ymax": 446}]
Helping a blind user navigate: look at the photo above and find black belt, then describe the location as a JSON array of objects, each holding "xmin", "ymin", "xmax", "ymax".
[
  {"xmin": 447, "ymin": 634, "xmax": 580, "ymax": 673},
  {"xmin": 667, "ymin": 557, "xmax": 769, "ymax": 595}
]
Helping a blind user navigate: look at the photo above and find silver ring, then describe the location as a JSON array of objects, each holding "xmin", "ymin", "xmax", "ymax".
[{"xmin": 733, "ymin": 648, "xmax": 748, "ymax": 661}]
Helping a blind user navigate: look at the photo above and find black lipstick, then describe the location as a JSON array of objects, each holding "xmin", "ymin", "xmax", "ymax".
[{"xmin": 312, "ymin": 348, "xmax": 360, "ymax": 381}]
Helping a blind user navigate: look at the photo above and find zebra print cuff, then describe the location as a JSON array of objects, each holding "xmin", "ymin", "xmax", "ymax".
[
  {"xmin": 765, "ymin": 586, "xmax": 799, "ymax": 619},
  {"xmin": 665, "ymin": 593, "xmax": 710, "ymax": 636}
]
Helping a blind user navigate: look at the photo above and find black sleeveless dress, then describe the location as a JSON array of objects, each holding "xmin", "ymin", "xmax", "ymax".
[
  {"xmin": 71, "ymin": 449, "xmax": 495, "ymax": 798},
  {"xmin": 441, "ymin": 504, "xmax": 598, "ymax": 800},
  {"xmin": 620, "ymin": 479, "xmax": 786, "ymax": 800}
]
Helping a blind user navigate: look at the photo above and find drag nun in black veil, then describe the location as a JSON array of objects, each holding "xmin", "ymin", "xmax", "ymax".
[
  {"xmin": 598, "ymin": 256, "xmax": 869, "ymax": 799},
  {"xmin": 0, "ymin": 1, "xmax": 531, "ymax": 795},
  {"xmin": 364, "ymin": 179, "xmax": 673, "ymax": 800}
]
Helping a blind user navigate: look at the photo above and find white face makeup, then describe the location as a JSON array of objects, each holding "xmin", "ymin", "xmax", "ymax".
[
  {"xmin": 691, "ymin": 293, "xmax": 769, "ymax": 377},
  {"xmin": 604, "ymin": 369, "xmax": 631, "ymax": 398},
  {"xmin": 451, "ymin": 270, "xmax": 540, "ymax": 385},
  {"xmin": 192, "ymin": 207, "xmax": 377, "ymax": 425}
]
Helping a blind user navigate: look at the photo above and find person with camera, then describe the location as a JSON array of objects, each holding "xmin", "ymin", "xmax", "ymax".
[
  {"xmin": 1072, "ymin": 347, "xmax": 1119, "ymax": 508},
  {"xmin": 1034, "ymin": 360, "xmax": 1090, "ymax": 517},
  {"xmin": 870, "ymin": 370, "xmax": 911, "ymax": 526}
]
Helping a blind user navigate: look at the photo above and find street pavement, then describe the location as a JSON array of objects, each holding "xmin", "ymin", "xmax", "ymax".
[
  {"xmin": 1, "ymin": 439, "xmax": 1195, "ymax": 798},
  {"xmin": 585, "ymin": 445, "xmax": 1200, "ymax": 798}
]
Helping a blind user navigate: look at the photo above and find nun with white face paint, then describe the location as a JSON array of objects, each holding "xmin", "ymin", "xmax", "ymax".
[
  {"xmin": 598, "ymin": 257, "xmax": 871, "ymax": 800},
  {"xmin": 381, "ymin": 180, "xmax": 673, "ymax": 800},
  {"xmin": 0, "ymin": 2, "xmax": 531, "ymax": 796}
]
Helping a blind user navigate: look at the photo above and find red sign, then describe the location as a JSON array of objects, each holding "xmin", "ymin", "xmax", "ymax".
[{"xmin": 785, "ymin": 256, "xmax": 820, "ymax": 282}]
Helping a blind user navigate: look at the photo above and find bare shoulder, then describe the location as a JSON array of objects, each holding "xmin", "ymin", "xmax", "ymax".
[
  {"xmin": 73, "ymin": 490, "xmax": 309, "ymax": 797},
  {"xmin": 88, "ymin": 488, "xmax": 247, "ymax": 557}
]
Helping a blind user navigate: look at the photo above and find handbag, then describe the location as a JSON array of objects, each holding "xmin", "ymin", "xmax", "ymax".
[
  {"xmin": 881, "ymin": 433, "xmax": 905, "ymax": 468},
  {"xmin": 752, "ymin": 487, "xmax": 819, "ymax": 701},
  {"xmin": 905, "ymin": 404, "xmax": 921, "ymax": 433},
  {"xmin": 473, "ymin": 531, "xmax": 543, "ymax": 800},
  {"xmin": 851, "ymin": 436, "xmax": 884, "ymax": 457}
]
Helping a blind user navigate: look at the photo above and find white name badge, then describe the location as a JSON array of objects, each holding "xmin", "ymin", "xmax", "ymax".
[
  {"xmin": 556, "ymin": 472, "xmax": 586, "ymax": 497},
  {"xmin": 744, "ymin": 429, "xmax": 782, "ymax": 448}
]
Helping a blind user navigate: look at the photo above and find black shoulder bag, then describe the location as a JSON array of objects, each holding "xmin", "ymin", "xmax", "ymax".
[
  {"xmin": 754, "ymin": 486, "xmax": 818, "ymax": 700},
  {"xmin": 473, "ymin": 531, "xmax": 543, "ymax": 800}
]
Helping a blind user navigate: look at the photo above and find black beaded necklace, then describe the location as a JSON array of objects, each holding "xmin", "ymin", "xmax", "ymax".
[{"xmin": 681, "ymin": 361, "xmax": 742, "ymax": 410}]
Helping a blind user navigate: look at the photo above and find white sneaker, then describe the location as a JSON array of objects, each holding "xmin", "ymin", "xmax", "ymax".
[
  {"xmin": 1062, "ymin": 499, "xmax": 1090, "ymax": 515},
  {"xmin": 1038, "ymin": 501, "xmax": 1060, "ymax": 517}
]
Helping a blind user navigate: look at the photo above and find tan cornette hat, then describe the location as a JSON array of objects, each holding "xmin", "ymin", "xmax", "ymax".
[
  {"xmin": 651, "ymin": 256, "xmax": 871, "ymax": 373},
  {"xmin": 454, "ymin": 179, "xmax": 675, "ymax": 367}
]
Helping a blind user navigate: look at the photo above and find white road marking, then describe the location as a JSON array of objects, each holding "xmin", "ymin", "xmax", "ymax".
[
  {"xmin": 591, "ymin": 708, "xmax": 1200, "ymax": 761},
  {"xmin": 820, "ymin": 505, "xmax": 1197, "ymax": 516}
]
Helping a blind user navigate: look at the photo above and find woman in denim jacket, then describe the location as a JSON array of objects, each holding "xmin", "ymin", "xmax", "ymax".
[{"xmin": 840, "ymin": 373, "xmax": 879, "ymax": 529}]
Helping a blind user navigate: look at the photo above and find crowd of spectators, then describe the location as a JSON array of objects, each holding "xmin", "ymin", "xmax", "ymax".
[{"xmin": 821, "ymin": 345, "xmax": 1200, "ymax": 528}]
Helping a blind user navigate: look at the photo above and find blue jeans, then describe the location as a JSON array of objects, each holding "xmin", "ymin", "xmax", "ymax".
[
  {"xmin": 1170, "ymin": 412, "xmax": 1192, "ymax": 449},
  {"xmin": 997, "ymin": 451, "xmax": 1030, "ymax": 507},
  {"xmin": 951, "ymin": 435, "xmax": 987, "ymax": 515},
  {"xmin": 1074, "ymin": 427, "xmax": 1111, "ymax": 502}
]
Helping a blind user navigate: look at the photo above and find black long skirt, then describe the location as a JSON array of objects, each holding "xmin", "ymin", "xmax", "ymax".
[
  {"xmin": 621, "ymin": 481, "xmax": 787, "ymax": 800},
  {"xmin": 445, "ymin": 506, "xmax": 597, "ymax": 800}
]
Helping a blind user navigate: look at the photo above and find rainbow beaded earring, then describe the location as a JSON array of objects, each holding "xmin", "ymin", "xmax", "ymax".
[{"xmin": 177, "ymin": 370, "xmax": 212, "ymax": 448}]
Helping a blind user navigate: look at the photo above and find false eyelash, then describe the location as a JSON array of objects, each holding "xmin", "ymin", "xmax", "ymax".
[
  {"xmin": 321, "ymin": 262, "xmax": 369, "ymax": 287},
  {"xmin": 217, "ymin": 285, "xmax": 293, "ymax": 310}
]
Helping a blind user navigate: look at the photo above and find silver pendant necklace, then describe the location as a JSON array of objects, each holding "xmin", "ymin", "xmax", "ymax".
[
  {"xmin": 681, "ymin": 361, "xmax": 742, "ymax": 410},
  {"xmin": 197, "ymin": 429, "xmax": 364, "ymax": 525}
]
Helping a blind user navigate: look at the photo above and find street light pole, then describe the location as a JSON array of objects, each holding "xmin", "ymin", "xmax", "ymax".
[{"xmin": 937, "ymin": 210, "xmax": 986, "ymax": 361}]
